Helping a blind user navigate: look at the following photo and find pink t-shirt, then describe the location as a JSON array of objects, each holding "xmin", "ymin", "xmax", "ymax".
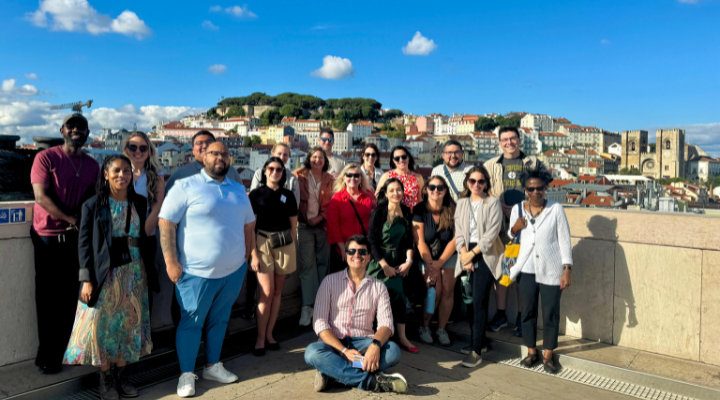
[{"xmin": 30, "ymin": 146, "xmax": 100, "ymax": 236}]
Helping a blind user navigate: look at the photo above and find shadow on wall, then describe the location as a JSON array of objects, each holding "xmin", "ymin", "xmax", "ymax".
[{"xmin": 562, "ymin": 215, "xmax": 637, "ymax": 348}]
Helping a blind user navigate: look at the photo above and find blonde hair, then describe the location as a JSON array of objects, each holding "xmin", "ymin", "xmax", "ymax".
[
  {"xmin": 332, "ymin": 163, "xmax": 373, "ymax": 194},
  {"xmin": 122, "ymin": 131, "xmax": 162, "ymax": 206},
  {"xmin": 271, "ymin": 142, "xmax": 290, "ymax": 154}
]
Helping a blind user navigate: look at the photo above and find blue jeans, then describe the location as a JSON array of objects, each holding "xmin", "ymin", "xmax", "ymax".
[
  {"xmin": 304, "ymin": 337, "xmax": 401, "ymax": 390},
  {"xmin": 175, "ymin": 264, "xmax": 246, "ymax": 372}
]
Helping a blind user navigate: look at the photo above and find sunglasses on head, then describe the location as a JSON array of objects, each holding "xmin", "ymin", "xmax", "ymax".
[
  {"xmin": 393, "ymin": 155, "xmax": 409, "ymax": 162},
  {"xmin": 428, "ymin": 184, "xmax": 447, "ymax": 192},
  {"xmin": 127, "ymin": 144, "xmax": 148, "ymax": 153},
  {"xmin": 364, "ymin": 153, "xmax": 377, "ymax": 158},
  {"xmin": 267, "ymin": 166, "xmax": 284, "ymax": 174},
  {"xmin": 468, "ymin": 178, "xmax": 487, "ymax": 186},
  {"xmin": 320, "ymin": 137, "xmax": 334, "ymax": 143},
  {"xmin": 346, "ymin": 248, "xmax": 368, "ymax": 256},
  {"xmin": 345, "ymin": 173, "xmax": 361, "ymax": 179},
  {"xmin": 526, "ymin": 186, "xmax": 545, "ymax": 193}
]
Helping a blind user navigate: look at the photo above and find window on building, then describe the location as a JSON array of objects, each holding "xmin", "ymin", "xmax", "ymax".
[
  {"xmin": 631, "ymin": 142, "xmax": 636, "ymax": 151},
  {"xmin": 665, "ymin": 140, "xmax": 671, "ymax": 150},
  {"xmin": 665, "ymin": 165, "xmax": 669, "ymax": 171}
]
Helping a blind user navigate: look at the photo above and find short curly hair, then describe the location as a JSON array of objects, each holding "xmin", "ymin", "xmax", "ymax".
[{"xmin": 518, "ymin": 166, "xmax": 553, "ymax": 187}]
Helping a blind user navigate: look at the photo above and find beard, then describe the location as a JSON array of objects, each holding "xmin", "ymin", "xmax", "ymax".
[
  {"xmin": 207, "ymin": 162, "xmax": 230, "ymax": 178},
  {"xmin": 447, "ymin": 158, "xmax": 461, "ymax": 168},
  {"xmin": 63, "ymin": 132, "xmax": 89, "ymax": 149}
]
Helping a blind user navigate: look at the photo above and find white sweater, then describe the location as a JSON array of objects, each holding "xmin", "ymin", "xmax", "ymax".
[{"xmin": 507, "ymin": 200, "xmax": 573, "ymax": 286}]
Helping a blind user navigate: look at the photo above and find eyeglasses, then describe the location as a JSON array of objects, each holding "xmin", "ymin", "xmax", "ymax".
[
  {"xmin": 127, "ymin": 144, "xmax": 148, "ymax": 153},
  {"xmin": 320, "ymin": 137, "xmax": 334, "ymax": 143},
  {"xmin": 207, "ymin": 151, "xmax": 229, "ymax": 157},
  {"xmin": 500, "ymin": 137, "xmax": 519, "ymax": 143},
  {"xmin": 526, "ymin": 186, "xmax": 545, "ymax": 193},
  {"xmin": 393, "ymin": 155, "xmax": 409, "ymax": 162},
  {"xmin": 194, "ymin": 140, "xmax": 212, "ymax": 147},
  {"xmin": 468, "ymin": 179, "xmax": 487, "ymax": 186},
  {"xmin": 364, "ymin": 153, "xmax": 377, "ymax": 158},
  {"xmin": 345, "ymin": 173, "xmax": 361, "ymax": 179},
  {"xmin": 267, "ymin": 166, "xmax": 284, "ymax": 174},
  {"xmin": 428, "ymin": 184, "xmax": 447, "ymax": 192},
  {"xmin": 346, "ymin": 248, "xmax": 369, "ymax": 256},
  {"xmin": 443, "ymin": 151, "xmax": 462, "ymax": 156}
]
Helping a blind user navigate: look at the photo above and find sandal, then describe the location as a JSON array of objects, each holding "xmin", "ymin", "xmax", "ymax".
[
  {"xmin": 520, "ymin": 352, "xmax": 538, "ymax": 368},
  {"xmin": 542, "ymin": 355, "xmax": 560, "ymax": 374}
]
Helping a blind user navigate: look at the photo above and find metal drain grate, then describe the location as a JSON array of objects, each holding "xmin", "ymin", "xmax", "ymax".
[{"xmin": 499, "ymin": 357, "xmax": 696, "ymax": 400}]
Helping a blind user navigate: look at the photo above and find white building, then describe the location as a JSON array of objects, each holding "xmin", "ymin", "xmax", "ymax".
[
  {"xmin": 334, "ymin": 131, "xmax": 354, "ymax": 153},
  {"xmin": 472, "ymin": 131, "xmax": 500, "ymax": 156},
  {"xmin": 295, "ymin": 131, "xmax": 320, "ymax": 148},
  {"xmin": 249, "ymin": 150, "xmax": 271, "ymax": 171},
  {"xmin": 518, "ymin": 127, "xmax": 541, "ymax": 156},
  {"xmin": 521, "ymin": 114, "xmax": 553, "ymax": 132},
  {"xmin": 687, "ymin": 156, "xmax": 720, "ymax": 182},
  {"xmin": 538, "ymin": 132, "xmax": 571, "ymax": 150},
  {"xmin": 432, "ymin": 114, "xmax": 449, "ymax": 136},
  {"xmin": 348, "ymin": 121, "xmax": 373, "ymax": 140}
]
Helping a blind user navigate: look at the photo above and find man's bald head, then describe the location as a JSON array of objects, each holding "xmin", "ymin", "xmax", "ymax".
[{"xmin": 204, "ymin": 141, "xmax": 231, "ymax": 181}]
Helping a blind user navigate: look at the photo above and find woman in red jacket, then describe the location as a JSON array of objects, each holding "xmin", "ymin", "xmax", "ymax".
[{"xmin": 326, "ymin": 163, "xmax": 376, "ymax": 273}]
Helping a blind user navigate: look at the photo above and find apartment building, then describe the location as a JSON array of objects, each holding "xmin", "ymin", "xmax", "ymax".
[
  {"xmin": 521, "ymin": 114, "xmax": 553, "ymax": 132},
  {"xmin": 348, "ymin": 121, "xmax": 373, "ymax": 139}
]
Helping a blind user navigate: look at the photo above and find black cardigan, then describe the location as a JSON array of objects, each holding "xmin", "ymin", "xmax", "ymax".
[
  {"xmin": 77, "ymin": 193, "xmax": 159, "ymax": 307},
  {"xmin": 368, "ymin": 203, "xmax": 414, "ymax": 264}
]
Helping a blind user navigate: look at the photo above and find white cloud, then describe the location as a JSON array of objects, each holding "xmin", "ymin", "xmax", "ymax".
[
  {"xmin": 402, "ymin": 31, "xmax": 437, "ymax": 56},
  {"xmin": 26, "ymin": 0, "xmax": 151, "ymax": 39},
  {"xmin": 1, "ymin": 79, "xmax": 39, "ymax": 96},
  {"xmin": 208, "ymin": 64, "xmax": 227, "ymax": 75},
  {"xmin": 645, "ymin": 123, "xmax": 720, "ymax": 157},
  {"xmin": 202, "ymin": 20, "xmax": 219, "ymax": 31},
  {"xmin": 209, "ymin": 5, "xmax": 223, "ymax": 12},
  {"xmin": 311, "ymin": 56, "xmax": 354, "ymax": 80},
  {"xmin": 223, "ymin": 5, "xmax": 258, "ymax": 19},
  {"xmin": 601, "ymin": 39, "xmax": 610, "ymax": 46},
  {"xmin": 25, "ymin": 73, "xmax": 39, "ymax": 80}
]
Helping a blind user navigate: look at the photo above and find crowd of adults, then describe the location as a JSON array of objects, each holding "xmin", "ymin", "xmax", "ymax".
[{"xmin": 30, "ymin": 113, "xmax": 573, "ymax": 399}]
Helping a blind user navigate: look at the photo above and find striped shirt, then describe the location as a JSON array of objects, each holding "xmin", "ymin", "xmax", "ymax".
[
  {"xmin": 313, "ymin": 269, "xmax": 394, "ymax": 339},
  {"xmin": 431, "ymin": 162, "xmax": 472, "ymax": 202}
]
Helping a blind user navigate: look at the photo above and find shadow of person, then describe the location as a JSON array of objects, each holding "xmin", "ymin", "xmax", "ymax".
[{"xmin": 560, "ymin": 215, "xmax": 637, "ymax": 355}]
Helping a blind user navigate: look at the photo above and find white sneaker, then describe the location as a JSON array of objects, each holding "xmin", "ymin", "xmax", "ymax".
[
  {"xmin": 418, "ymin": 327, "xmax": 433, "ymax": 344},
  {"xmin": 299, "ymin": 306, "xmax": 313, "ymax": 327},
  {"xmin": 436, "ymin": 329, "xmax": 451, "ymax": 346},
  {"xmin": 177, "ymin": 372, "xmax": 198, "ymax": 398},
  {"xmin": 203, "ymin": 362, "xmax": 238, "ymax": 384}
]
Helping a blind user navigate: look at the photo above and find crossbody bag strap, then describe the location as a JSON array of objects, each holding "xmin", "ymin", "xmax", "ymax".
[
  {"xmin": 443, "ymin": 164, "xmax": 460, "ymax": 198},
  {"xmin": 348, "ymin": 199, "xmax": 367, "ymax": 237},
  {"xmin": 516, "ymin": 203, "xmax": 523, "ymax": 243}
]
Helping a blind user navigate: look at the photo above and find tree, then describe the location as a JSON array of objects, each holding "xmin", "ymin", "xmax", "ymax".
[
  {"xmin": 279, "ymin": 104, "xmax": 302, "ymax": 118},
  {"xmin": 225, "ymin": 105, "xmax": 246, "ymax": 118},
  {"xmin": 332, "ymin": 120, "xmax": 349, "ymax": 131},
  {"xmin": 495, "ymin": 115, "xmax": 522, "ymax": 128},
  {"xmin": 260, "ymin": 109, "xmax": 282, "ymax": 126},
  {"xmin": 432, "ymin": 158, "xmax": 444, "ymax": 167},
  {"xmin": 322, "ymin": 108, "xmax": 335, "ymax": 120},
  {"xmin": 310, "ymin": 112, "xmax": 322, "ymax": 119},
  {"xmin": 243, "ymin": 136, "xmax": 253, "ymax": 146},
  {"xmin": 382, "ymin": 109, "xmax": 403, "ymax": 120},
  {"xmin": 251, "ymin": 135, "xmax": 262, "ymax": 145},
  {"xmin": 475, "ymin": 117, "xmax": 497, "ymax": 131}
]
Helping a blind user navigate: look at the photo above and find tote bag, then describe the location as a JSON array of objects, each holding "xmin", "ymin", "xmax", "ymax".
[{"xmin": 500, "ymin": 204, "xmax": 523, "ymax": 287}]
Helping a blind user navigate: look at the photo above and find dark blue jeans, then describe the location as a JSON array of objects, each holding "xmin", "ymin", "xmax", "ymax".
[{"xmin": 304, "ymin": 337, "xmax": 401, "ymax": 390}]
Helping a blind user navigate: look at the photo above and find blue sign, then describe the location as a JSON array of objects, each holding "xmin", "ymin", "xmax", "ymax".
[
  {"xmin": 0, "ymin": 209, "xmax": 8, "ymax": 224},
  {"xmin": 10, "ymin": 208, "xmax": 26, "ymax": 224}
]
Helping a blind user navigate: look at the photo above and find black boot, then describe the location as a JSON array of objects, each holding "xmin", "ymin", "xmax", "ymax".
[
  {"xmin": 115, "ymin": 366, "xmax": 138, "ymax": 398},
  {"xmin": 99, "ymin": 369, "xmax": 120, "ymax": 400}
]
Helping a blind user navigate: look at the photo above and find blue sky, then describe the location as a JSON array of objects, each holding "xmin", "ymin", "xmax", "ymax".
[{"xmin": 1, "ymin": 0, "xmax": 719, "ymax": 155}]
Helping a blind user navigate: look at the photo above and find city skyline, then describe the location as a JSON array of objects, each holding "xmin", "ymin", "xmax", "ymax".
[{"xmin": 1, "ymin": 0, "xmax": 719, "ymax": 156}]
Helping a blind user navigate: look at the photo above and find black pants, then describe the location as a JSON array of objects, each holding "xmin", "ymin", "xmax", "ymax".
[
  {"xmin": 467, "ymin": 253, "xmax": 494, "ymax": 354},
  {"xmin": 31, "ymin": 229, "xmax": 80, "ymax": 369},
  {"xmin": 518, "ymin": 272, "xmax": 562, "ymax": 351}
]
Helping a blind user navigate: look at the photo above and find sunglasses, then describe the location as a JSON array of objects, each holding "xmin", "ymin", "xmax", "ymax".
[
  {"xmin": 468, "ymin": 179, "xmax": 487, "ymax": 186},
  {"xmin": 364, "ymin": 153, "xmax": 377, "ymax": 158},
  {"xmin": 393, "ymin": 155, "xmax": 409, "ymax": 162},
  {"xmin": 346, "ymin": 248, "xmax": 369, "ymax": 256},
  {"xmin": 65, "ymin": 122, "xmax": 88, "ymax": 130},
  {"xmin": 127, "ymin": 144, "xmax": 149, "ymax": 153},
  {"xmin": 428, "ymin": 184, "xmax": 447, "ymax": 192},
  {"xmin": 267, "ymin": 166, "xmax": 284, "ymax": 174},
  {"xmin": 345, "ymin": 173, "xmax": 361, "ymax": 179},
  {"xmin": 320, "ymin": 137, "xmax": 334, "ymax": 143},
  {"xmin": 526, "ymin": 186, "xmax": 546, "ymax": 193}
]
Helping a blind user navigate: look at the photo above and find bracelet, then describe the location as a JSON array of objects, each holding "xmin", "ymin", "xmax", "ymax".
[
  {"xmin": 340, "ymin": 347, "xmax": 347, "ymax": 355},
  {"xmin": 563, "ymin": 266, "xmax": 572, "ymax": 271},
  {"xmin": 405, "ymin": 259, "xmax": 413, "ymax": 264}
]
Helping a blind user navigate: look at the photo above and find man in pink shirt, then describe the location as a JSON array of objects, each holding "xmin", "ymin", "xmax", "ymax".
[
  {"xmin": 304, "ymin": 235, "xmax": 408, "ymax": 393},
  {"xmin": 30, "ymin": 113, "xmax": 100, "ymax": 374}
]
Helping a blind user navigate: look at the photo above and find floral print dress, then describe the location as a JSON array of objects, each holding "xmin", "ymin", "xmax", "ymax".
[
  {"xmin": 63, "ymin": 198, "xmax": 152, "ymax": 366},
  {"xmin": 388, "ymin": 170, "xmax": 420, "ymax": 211}
]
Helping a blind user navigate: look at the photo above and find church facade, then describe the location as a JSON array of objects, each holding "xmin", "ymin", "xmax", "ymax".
[{"xmin": 620, "ymin": 129, "xmax": 685, "ymax": 179}]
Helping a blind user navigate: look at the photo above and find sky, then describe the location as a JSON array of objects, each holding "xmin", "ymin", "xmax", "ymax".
[{"xmin": 1, "ymin": 0, "xmax": 719, "ymax": 155}]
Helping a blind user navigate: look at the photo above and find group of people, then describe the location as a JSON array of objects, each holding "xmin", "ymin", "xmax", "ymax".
[{"xmin": 30, "ymin": 113, "xmax": 574, "ymax": 399}]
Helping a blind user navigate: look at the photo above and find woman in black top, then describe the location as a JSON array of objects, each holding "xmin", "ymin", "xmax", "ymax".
[
  {"xmin": 249, "ymin": 157, "xmax": 298, "ymax": 356},
  {"xmin": 412, "ymin": 175, "xmax": 457, "ymax": 346}
]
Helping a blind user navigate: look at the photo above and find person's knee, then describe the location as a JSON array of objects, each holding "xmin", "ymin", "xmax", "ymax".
[
  {"xmin": 382, "ymin": 342, "xmax": 402, "ymax": 368},
  {"xmin": 304, "ymin": 343, "xmax": 324, "ymax": 367}
]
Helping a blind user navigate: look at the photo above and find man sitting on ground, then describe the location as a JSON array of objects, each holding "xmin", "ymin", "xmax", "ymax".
[{"xmin": 304, "ymin": 235, "xmax": 408, "ymax": 393}]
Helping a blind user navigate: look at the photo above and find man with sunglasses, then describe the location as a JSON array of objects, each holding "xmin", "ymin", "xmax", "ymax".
[
  {"xmin": 30, "ymin": 113, "xmax": 100, "ymax": 374},
  {"xmin": 483, "ymin": 127, "xmax": 542, "ymax": 336},
  {"xmin": 319, "ymin": 128, "xmax": 345, "ymax": 178},
  {"xmin": 165, "ymin": 131, "xmax": 245, "ymax": 193},
  {"xmin": 431, "ymin": 140, "xmax": 471, "ymax": 202},
  {"xmin": 305, "ymin": 235, "xmax": 408, "ymax": 394}
]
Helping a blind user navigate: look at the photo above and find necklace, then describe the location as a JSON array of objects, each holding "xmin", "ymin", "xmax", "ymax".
[
  {"xmin": 528, "ymin": 200, "xmax": 546, "ymax": 224},
  {"xmin": 63, "ymin": 149, "xmax": 83, "ymax": 177}
]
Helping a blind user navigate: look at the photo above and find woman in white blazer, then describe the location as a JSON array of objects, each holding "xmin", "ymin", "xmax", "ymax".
[
  {"xmin": 507, "ymin": 168, "xmax": 573, "ymax": 374},
  {"xmin": 453, "ymin": 165, "xmax": 505, "ymax": 368}
]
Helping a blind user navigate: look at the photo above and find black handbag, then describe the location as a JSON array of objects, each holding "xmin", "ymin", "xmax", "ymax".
[
  {"xmin": 259, "ymin": 229, "xmax": 294, "ymax": 249},
  {"xmin": 428, "ymin": 237, "xmax": 443, "ymax": 260},
  {"xmin": 109, "ymin": 205, "xmax": 139, "ymax": 269}
]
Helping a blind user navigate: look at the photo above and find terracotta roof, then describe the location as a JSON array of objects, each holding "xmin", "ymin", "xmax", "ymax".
[
  {"xmin": 586, "ymin": 161, "xmax": 601, "ymax": 168},
  {"xmin": 473, "ymin": 131, "xmax": 496, "ymax": 137},
  {"xmin": 578, "ymin": 176, "xmax": 599, "ymax": 182},
  {"xmin": 352, "ymin": 121, "xmax": 373, "ymax": 127},
  {"xmin": 564, "ymin": 149, "xmax": 579, "ymax": 155},
  {"xmin": 553, "ymin": 118, "xmax": 571, "ymax": 124},
  {"xmin": 553, "ymin": 133, "xmax": 567, "ymax": 137},
  {"xmin": 162, "ymin": 121, "xmax": 185, "ymax": 129},
  {"xmin": 544, "ymin": 149, "xmax": 563, "ymax": 156},
  {"xmin": 549, "ymin": 179, "xmax": 574, "ymax": 187},
  {"xmin": 581, "ymin": 193, "xmax": 613, "ymax": 207}
]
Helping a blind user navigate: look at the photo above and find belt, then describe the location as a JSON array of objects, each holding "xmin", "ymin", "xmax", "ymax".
[{"xmin": 381, "ymin": 246, "xmax": 396, "ymax": 251}]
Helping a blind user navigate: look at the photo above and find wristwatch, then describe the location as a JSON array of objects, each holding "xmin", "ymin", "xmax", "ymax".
[
  {"xmin": 563, "ymin": 265, "xmax": 572, "ymax": 271},
  {"xmin": 371, "ymin": 339, "xmax": 382, "ymax": 349}
]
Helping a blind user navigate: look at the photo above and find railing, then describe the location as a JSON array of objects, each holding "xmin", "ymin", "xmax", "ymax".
[{"xmin": 1, "ymin": 202, "xmax": 719, "ymax": 368}]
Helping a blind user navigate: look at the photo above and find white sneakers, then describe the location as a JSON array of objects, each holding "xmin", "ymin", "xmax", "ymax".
[
  {"xmin": 177, "ymin": 373, "xmax": 198, "ymax": 398},
  {"xmin": 299, "ymin": 306, "xmax": 313, "ymax": 327},
  {"xmin": 177, "ymin": 363, "xmax": 238, "ymax": 397}
]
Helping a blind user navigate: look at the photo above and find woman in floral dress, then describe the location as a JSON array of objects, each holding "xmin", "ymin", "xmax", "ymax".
[{"xmin": 375, "ymin": 145, "xmax": 424, "ymax": 211}]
